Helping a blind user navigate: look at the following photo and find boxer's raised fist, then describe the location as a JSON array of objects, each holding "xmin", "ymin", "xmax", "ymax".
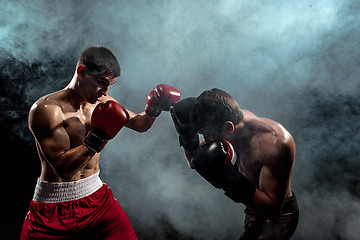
[
  {"xmin": 145, "ymin": 84, "xmax": 181, "ymax": 117},
  {"xmin": 83, "ymin": 100, "xmax": 129, "ymax": 152}
]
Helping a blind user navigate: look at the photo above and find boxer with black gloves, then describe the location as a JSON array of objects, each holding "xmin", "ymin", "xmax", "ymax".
[
  {"xmin": 172, "ymin": 88, "xmax": 299, "ymax": 240},
  {"xmin": 21, "ymin": 46, "xmax": 180, "ymax": 240}
]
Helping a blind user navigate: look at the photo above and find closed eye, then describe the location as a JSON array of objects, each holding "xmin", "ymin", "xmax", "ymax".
[{"xmin": 97, "ymin": 80, "xmax": 109, "ymax": 87}]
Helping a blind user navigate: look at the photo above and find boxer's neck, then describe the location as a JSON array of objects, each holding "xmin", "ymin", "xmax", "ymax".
[
  {"xmin": 228, "ymin": 121, "xmax": 252, "ymax": 147},
  {"xmin": 65, "ymin": 76, "xmax": 88, "ymax": 110}
]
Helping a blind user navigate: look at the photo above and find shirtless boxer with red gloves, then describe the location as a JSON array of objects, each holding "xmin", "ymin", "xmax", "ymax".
[
  {"xmin": 171, "ymin": 89, "xmax": 299, "ymax": 240},
  {"xmin": 21, "ymin": 46, "xmax": 180, "ymax": 240}
]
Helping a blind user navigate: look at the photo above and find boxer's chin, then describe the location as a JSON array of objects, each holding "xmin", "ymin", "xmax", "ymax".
[{"xmin": 88, "ymin": 97, "xmax": 98, "ymax": 104}]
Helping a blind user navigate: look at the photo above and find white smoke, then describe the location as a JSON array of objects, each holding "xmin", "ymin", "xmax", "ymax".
[{"xmin": 2, "ymin": 0, "xmax": 360, "ymax": 239}]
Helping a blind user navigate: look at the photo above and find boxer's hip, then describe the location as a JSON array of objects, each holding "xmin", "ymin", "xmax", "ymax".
[
  {"xmin": 21, "ymin": 176, "xmax": 130, "ymax": 239},
  {"xmin": 33, "ymin": 171, "xmax": 103, "ymax": 203}
]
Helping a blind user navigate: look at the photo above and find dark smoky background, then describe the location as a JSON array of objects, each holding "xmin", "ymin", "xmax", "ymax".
[{"xmin": 1, "ymin": 0, "xmax": 359, "ymax": 239}]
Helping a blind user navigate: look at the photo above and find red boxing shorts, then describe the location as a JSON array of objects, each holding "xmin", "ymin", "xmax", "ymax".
[{"xmin": 21, "ymin": 171, "xmax": 138, "ymax": 240}]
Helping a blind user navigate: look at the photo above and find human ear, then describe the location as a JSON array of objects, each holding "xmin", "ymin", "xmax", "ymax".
[
  {"xmin": 76, "ymin": 65, "xmax": 86, "ymax": 78},
  {"xmin": 222, "ymin": 121, "xmax": 235, "ymax": 136}
]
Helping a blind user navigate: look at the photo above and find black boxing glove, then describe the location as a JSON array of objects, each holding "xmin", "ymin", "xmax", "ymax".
[
  {"xmin": 191, "ymin": 139, "xmax": 237, "ymax": 188},
  {"xmin": 170, "ymin": 97, "xmax": 199, "ymax": 151},
  {"xmin": 192, "ymin": 140, "xmax": 255, "ymax": 203}
]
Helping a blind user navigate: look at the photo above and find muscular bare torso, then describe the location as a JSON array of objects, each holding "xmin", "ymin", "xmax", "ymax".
[{"xmin": 30, "ymin": 89, "xmax": 110, "ymax": 182}]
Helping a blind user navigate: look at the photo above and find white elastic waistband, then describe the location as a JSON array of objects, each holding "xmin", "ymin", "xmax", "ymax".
[{"xmin": 33, "ymin": 171, "xmax": 103, "ymax": 203}]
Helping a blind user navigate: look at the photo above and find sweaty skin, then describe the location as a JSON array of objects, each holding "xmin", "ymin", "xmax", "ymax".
[
  {"xmin": 28, "ymin": 66, "xmax": 156, "ymax": 182},
  {"xmin": 186, "ymin": 109, "xmax": 295, "ymax": 219}
]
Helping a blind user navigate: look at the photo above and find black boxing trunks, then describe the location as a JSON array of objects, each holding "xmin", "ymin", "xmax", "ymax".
[
  {"xmin": 239, "ymin": 192, "xmax": 299, "ymax": 240},
  {"xmin": 21, "ymin": 171, "xmax": 138, "ymax": 240}
]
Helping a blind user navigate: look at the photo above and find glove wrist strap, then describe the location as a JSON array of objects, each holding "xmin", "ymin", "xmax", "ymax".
[
  {"xmin": 145, "ymin": 106, "xmax": 161, "ymax": 118},
  {"xmin": 83, "ymin": 131, "xmax": 108, "ymax": 153}
]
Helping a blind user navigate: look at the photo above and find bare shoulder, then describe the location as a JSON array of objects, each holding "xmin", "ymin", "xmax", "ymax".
[
  {"xmin": 97, "ymin": 94, "xmax": 130, "ymax": 113},
  {"xmin": 246, "ymin": 112, "xmax": 291, "ymax": 142},
  {"xmin": 100, "ymin": 94, "xmax": 133, "ymax": 116},
  {"xmin": 98, "ymin": 94, "xmax": 117, "ymax": 103},
  {"xmin": 29, "ymin": 91, "xmax": 65, "ymax": 135},
  {"xmin": 257, "ymin": 119, "xmax": 295, "ymax": 168},
  {"xmin": 248, "ymin": 115, "xmax": 295, "ymax": 161},
  {"xmin": 262, "ymin": 118, "xmax": 294, "ymax": 145}
]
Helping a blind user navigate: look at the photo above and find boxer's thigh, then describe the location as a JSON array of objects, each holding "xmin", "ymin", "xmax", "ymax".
[
  {"xmin": 80, "ymin": 185, "xmax": 137, "ymax": 240},
  {"xmin": 258, "ymin": 211, "xmax": 299, "ymax": 240}
]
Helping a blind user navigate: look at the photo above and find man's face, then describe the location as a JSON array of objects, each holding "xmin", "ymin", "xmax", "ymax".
[{"xmin": 80, "ymin": 72, "xmax": 117, "ymax": 104}]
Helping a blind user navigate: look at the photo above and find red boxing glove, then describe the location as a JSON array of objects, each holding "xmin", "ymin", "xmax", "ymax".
[
  {"xmin": 83, "ymin": 100, "xmax": 129, "ymax": 152},
  {"xmin": 145, "ymin": 84, "xmax": 181, "ymax": 117}
]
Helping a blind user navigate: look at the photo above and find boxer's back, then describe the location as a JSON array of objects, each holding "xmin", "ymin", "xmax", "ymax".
[{"xmin": 235, "ymin": 110, "xmax": 295, "ymax": 197}]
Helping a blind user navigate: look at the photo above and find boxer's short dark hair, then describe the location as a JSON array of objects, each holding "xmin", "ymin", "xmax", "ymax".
[
  {"xmin": 190, "ymin": 88, "xmax": 243, "ymax": 132},
  {"xmin": 78, "ymin": 46, "xmax": 120, "ymax": 77}
]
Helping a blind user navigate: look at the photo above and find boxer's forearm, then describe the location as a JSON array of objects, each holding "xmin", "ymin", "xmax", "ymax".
[
  {"xmin": 126, "ymin": 112, "xmax": 157, "ymax": 132},
  {"xmin": 52, "ymin": 145, "xmax": 95, "ymax": 180}
]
